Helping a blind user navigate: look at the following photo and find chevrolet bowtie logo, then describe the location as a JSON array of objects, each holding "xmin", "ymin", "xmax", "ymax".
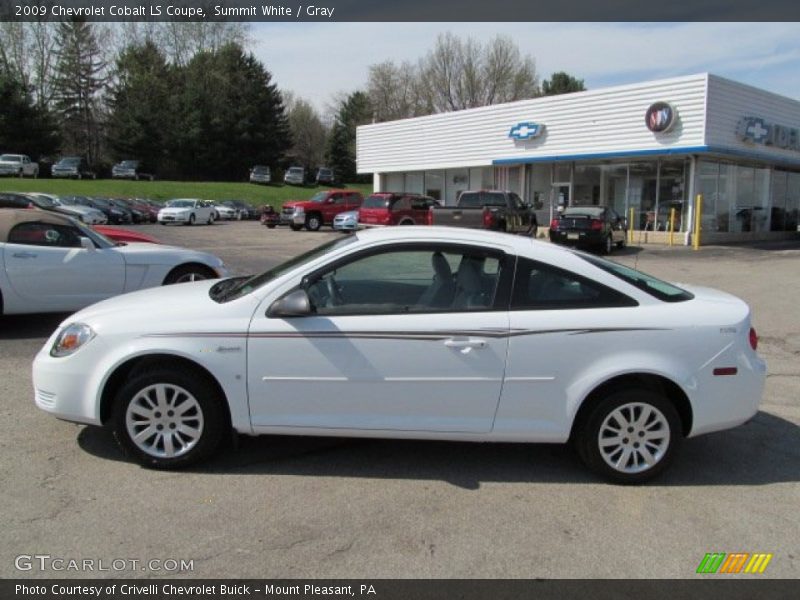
[{"xmin": 509, "ymin": 122, "xmax": 544, "ymax": 140}]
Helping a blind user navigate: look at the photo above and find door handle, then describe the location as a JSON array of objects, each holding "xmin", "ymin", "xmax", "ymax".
[
  {"xmin": 444, "ymin": 338, "xmax": 487, "ymax": 354},
  {"xmin": 12, "ymin": 251, "xmax": 37, "ymax": 259}
]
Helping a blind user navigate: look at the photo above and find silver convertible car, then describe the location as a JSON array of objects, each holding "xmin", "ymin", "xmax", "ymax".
[{"xmin": 33, "ymin": 227, "xmax": 766, "ymax": 483}]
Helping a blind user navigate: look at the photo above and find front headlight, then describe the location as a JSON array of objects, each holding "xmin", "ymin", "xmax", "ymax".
[
  {"xmin": 294, "ymin": 207, "xmax": 304, "ymax": 214},
  {"xmin": 51, "ymin": 323, "xmax": 95, "ymax": 357}
]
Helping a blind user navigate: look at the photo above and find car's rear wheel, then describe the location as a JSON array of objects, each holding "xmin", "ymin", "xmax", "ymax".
[
  {"xmin": 576, "ymin": 389, "xmax": 681, "ymax": 484},
  {"xmin": 111, "ymin": 367, "xmax": 227, "ymax": 469},
  {"xmin": 267, "ymin": 224, "xmax": 276, "ymax": 229},
  {"xmin": 305, "ymin": 213, "xmax": 322, "ymax": 231},
  {"xmin": 602, "ymin": 234, "xmax": 613, "ymax": 255}
]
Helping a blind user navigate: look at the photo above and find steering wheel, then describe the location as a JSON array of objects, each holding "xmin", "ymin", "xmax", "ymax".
[{"xmin": 325, "ymin": 275, "xmax": 344, "ymax": 306}]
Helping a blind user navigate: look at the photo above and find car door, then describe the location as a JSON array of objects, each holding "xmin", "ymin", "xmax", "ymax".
[
  {"xmin": 247, "ymin": 243, "xmax": 512, "ymax": 433},
  {"xmin": 3, "ymin": 221, "xmax": 125, "ymax": 312},
  {"xmin": 344, "ymin": 192, "xmax": 362, "ymax": 213},
  {"xmin": 497, "ymin": 257, "xmax": 639, "ymax": 438}
]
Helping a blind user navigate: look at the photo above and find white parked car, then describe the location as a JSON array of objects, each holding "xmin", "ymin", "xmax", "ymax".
[
  {"xmin": 0, "ymin": 209, "xmax": 227, "ymax": 315},
  {"xmin": 157, "ymin": 199, "xmax": 216, "ymax": 225},
  {"xmin": 0, "ymin": 153, "xmax": 38, "ymax": 177},
  {"xmin": 32, "ymin": 193, "xmax": 108, "ymax": 225},
  {"xmin": 32, "ymin": 227, "xmax": 765, "ymax": 483}
]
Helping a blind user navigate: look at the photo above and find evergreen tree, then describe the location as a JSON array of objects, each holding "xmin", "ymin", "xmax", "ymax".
[
  {"xmin": 176, "ymin": 43, "xmax": 290, "ymax": 180},
  {"xmin": 326, "ymin": 91, "xmax": 372, "ymax": 184},
  {"xmin": 52, "ymin": 20, "xmax": 107, "ymax": 165},
  {"xmin": 541, "ymin": 72, "xmax": 586, "ymax": 96},
  {"xmin": 0, "ymin": 68, "xmax": 60, "ymax": 158},
  {"xmin": 106, "ymin": 41, "xmax": 172, "ymax": 175}
]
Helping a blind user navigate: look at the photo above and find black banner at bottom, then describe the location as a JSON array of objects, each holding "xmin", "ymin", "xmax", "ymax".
[{"xmin": 3, "ymin": 579, "xmax": 798, "ymax": 600}]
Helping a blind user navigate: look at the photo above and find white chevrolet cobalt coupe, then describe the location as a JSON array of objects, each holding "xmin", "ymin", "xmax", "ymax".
[
  {"xmin": 33, "ymin": 227, "xmax": 766, "ymax": 483},
  {"xmin": 0, "ymin": 210, "xmax": 227, "ymax": 314}
]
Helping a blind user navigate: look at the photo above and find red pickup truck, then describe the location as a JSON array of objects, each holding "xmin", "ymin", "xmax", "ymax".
[{"xmin": 280, "ymin": 189, "xmax": 363, "ymax": 231}]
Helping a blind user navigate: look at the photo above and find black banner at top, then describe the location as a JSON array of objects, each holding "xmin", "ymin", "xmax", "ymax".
[{"xmin": 2, "ymin": 0, "xmax": 800, "ymax": 22}]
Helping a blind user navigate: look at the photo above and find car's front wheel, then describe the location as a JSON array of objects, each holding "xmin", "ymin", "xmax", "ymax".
[
  {"xmin": 111, "ymin": 367, "xmax": 228, "ymax": 468},
  {"xmin": 305, "ymin": 213, "xmax": 322, "ymax": 231},
  {"xmin": 163, "ymin": 264, "xmax": 216, "ymax": 284},
  {"xmin": 575, "ymin": 389, "xmax": 681, "ymax": 484}
]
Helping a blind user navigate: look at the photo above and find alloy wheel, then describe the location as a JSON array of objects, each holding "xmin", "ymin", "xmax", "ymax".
[{"xmin": 597, "ymin": 402, "xmax": 670, "ymax": 474}]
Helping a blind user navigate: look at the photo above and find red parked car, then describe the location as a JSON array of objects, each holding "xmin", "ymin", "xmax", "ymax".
[
  {"xmin": 94, "ymin": 225, "xmax": 161, "ymax": 244},
  {"xmin": 359, "ymin": 193, "xmax": 440, "ymax": 227},
  {"xmin": 280, "ymin": 189, "xmax": 363, "ymax": 231}
]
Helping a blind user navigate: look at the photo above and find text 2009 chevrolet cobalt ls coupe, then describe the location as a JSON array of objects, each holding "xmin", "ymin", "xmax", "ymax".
[{"xmin": 33, "ymin": 227, "xmax": 766, "ymax": 483}]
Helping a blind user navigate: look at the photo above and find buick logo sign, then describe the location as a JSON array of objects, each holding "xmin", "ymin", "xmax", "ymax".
[
  {"xmin": 645, "ymin": 102, "xmax": 677, "ymax": 133},
  {"xmin": 509, "ymin": 122, "xmax": 544, "ymax": 141}
]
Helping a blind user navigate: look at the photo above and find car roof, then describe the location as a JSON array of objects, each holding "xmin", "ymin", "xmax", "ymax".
[{"xmin": 0, "ymin": 208, "xmax": 75, "ymax": 243}]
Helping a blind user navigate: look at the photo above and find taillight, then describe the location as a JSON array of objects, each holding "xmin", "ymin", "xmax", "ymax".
[
  {"xmin": 483, "ymin": 209, "xmax": 496, "ymax": 229},
  {"xmin": 427, "ymin": 207, "xmax": 433, "ymax": 225},
  {"xmin": 749, "ymin": 327, "xmax": 758, "ymax": 351},
  {"xmin": 590, "ymin": 219, "xmax": 603, "ymax": 231},
  {"xmin": 550, "ymin": 219, "xmax": 560, "ymax": 229}
]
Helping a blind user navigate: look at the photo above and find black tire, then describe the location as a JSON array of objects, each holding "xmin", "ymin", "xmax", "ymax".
[
  {"xmin": 305, "ymin": 213, "xmax": 322, "ymax": 231},
  {"xmin": 290, "ymin": 224, "xmax": 303, "ymax": 232},
  {"xmin": 110, "ymin": 365, "xmax": 228, "ymax": 469},
  {"xmin": 575, "ymin": 389, "xmax": 682, "ymax": 484},
  {"xmin": 163, "ymin": 264, "xmax": 217, "ymax": 285},
  {"xmin": 207, "ymin": 212, "xmax": 214, "ymax": 225},
  {"xmin": 616, "ymin": 233, "xmax": 627, "ymax": 249},
  {"xmin": 602, "ymin": 234, "xmax": 613, "ymax": 255},
  {"xmin": 185, "ymin": 213, "xmax": 196, "ymax": 226},
  {"xmin": 267, "ymin": 224, "xmax": 276, "ymax": 229}
]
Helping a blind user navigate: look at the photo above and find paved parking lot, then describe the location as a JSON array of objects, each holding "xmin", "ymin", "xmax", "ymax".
[{"xmin": 1, "ymin": 221, "xmax": 798, "ymax": 579}]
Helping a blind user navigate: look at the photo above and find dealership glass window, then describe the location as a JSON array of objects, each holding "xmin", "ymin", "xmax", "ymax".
[
  {"xmin": 627, "ymin": 162, "xmax": 658, "ymax": 230},
  {"xmin": 573, "ymin": 165, "xmax": 602, "ymax": 205},
  {"xmin": 405, "ymin": 172, "xmax": 424, "ymax": 195},
  {"xmin": 386, "ymin": 173, "xmax": 404, "ymax": 193},
  {"xmin": 786, "ymin": 172, "xmax": 800, "ymax": 231},
  {"xmin": 446, "ymin": 169, "xmax": 469, "ymax": 205},
  {"xmin": 716, "ymin": 163, "xmax": 735, "ymax": 233},
  {"xmin": 696, "ymin": 161, "xmax": 721, "ymax": 232},
  {"xmin": 469, "ymin": 167, "xmax": 494, "ymax": 190},
  {"xmin": 658, "ymin": 159, "xmax": 687, "ymax": 232},
  {"xmin": 752, "ymin": 168, "xmax": 771, "ymax": 232},
  {"xmin": 605, "ymin": 164, "xmax": 628, "ymax": 218},
  {"xmin": 770, "ymin": 171, "xmax": 787, "ymax": 232},
  {"xmin": 425, "ymin": 171, "xmax": 444, "ymax": 202},
  {"xmin": 553, "ymin": 163, "xmax": 571, "ymax": 184}
]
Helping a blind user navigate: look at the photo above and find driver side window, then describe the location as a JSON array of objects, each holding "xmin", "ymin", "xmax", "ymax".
[
  {"xmin": 304, "ymin": 246, "xmax": 504, "ymax": 316},
  {"xmin": 8, "ymin": 222, "xmax": 82, "ymax": 248}
]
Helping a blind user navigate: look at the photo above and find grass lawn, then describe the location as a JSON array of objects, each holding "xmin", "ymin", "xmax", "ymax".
[{"xmin": 0, "ymin": 178, "xmax": 374, "ymax": 208}]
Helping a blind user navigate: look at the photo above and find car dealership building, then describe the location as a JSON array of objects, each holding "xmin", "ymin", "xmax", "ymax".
[{"xmin": 357, "ymin": 73, "xmax": 800, "ymax": 244}]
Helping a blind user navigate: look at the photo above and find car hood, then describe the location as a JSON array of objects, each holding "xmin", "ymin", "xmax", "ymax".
[
  {"xmin": 160, "ymin": 206, "xmax": 193, "ymax": 214},
  {"xmin": 0, "ymin": 159, "xmax": 21, "ymax": 165},
  {"xmin": 282, "ymin": 201, "xmax": 315, "ymax": 209},
  {"xmin": 61, "ymin": 205, "xmax": 96, "ymax": 215}
]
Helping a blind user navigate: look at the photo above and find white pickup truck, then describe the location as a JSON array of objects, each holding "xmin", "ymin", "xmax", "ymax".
[{"xmin": 0, "ymin": 154, "xmax": 39, "ymax": 178}]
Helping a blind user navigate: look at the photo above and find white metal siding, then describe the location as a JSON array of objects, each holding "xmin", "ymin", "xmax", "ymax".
[
  {"xmin": 705, "ymin": 74, "xmax": 800, "ymax": 166},
  {"xmin": 357, "ymin": 74, "xmax": 709, "ymax": 173}
]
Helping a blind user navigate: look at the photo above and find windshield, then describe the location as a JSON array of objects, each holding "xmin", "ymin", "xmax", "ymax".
[
  {"xmin": 91, "ymin": 198, "xmax": 111, "ymax": 208},
  {"xmin": 580, "ymin": 254, "xmax": 694, "ymax": 303},
  {"xmin": 362, "ymin": 195, "xmax": 391, "ymax": 209},
  {"xmin": 288, "ymin": 168, "xmax": 303, "ymax": 175},
  {"xmin": 58, "ymin": 158, "xmax": 80, "ymax": 166},
  {"xmin": 252, "ymin": 166, "xmax": 269, "ymax": 173},
  {"xmin": 119, "ymin": 161, "xmax": 138, "ymax": 168},
  {"xmin": 212, "ymin": 236, "xmax": 358, "ymax": 303},
  {"xmin": 69, "ymin": 217, "xmax": 114, "ymax": 249},
  {"xmin": 0, "ymin": 154, "xmax": 21, "ymax": 161},
  {"xmin": 167, "ymin": 199, "xmax": 196, "ymax": 208},
  {"xmin": 308, "ymin": 192, "xmax": 328, "ymax": 203},
  {"xmin": 30, "ymin": 194, "xmax": 56, "ymax": 208},
  {"xmin": 458, "ymin": 192, "xmax": 506, "ymax": 208}
]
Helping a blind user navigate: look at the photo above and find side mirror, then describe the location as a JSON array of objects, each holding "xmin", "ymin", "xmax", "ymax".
[
  {"xmin": 267, "ymin": 289, "xmax": 311, "ymax": 318},
  {"xmin": 79, "ymin": 237, "xmax": 95, "ymax": 251}
]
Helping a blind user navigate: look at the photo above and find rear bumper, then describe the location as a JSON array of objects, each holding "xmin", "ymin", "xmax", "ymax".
[{"xmin": 549, "ymin": 230, "xmax": 605, "ymax": 247}]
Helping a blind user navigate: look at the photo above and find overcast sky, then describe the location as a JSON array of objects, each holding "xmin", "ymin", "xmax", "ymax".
[{"xmin": 249, "ymin": 22, "xmax": 800, "ymax": 116}]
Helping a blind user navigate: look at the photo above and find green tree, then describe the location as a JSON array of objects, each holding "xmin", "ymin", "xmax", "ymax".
[
  {"xmin": 286, "ymin": 97, "xmax": 326, "ymax": 175},
  {"xmin": 541, "ymin": 71, "xmax": 586, "ymax": 96},
  {"xmin": 106, "ymin": 41, "xmax": 173, "ymax": 175},
  {"xmin": 0, "ymin": 68, "xmax": 60, "ymax": 158},
  {"xmin": 326, "ymin": 91, "xmax": 372, "ymax": 184},
  {"xmin": 52, "ymin": 20, "xmax": 107, "ymax": 165},
  {"xmin": 176, "ymin": 43, "xmax": 290, "ymax": 180}
]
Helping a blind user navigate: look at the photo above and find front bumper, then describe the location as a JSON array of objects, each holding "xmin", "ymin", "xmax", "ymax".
[
  {"xmin": 0, "ymin": 165, "xmax": 20, "ymax": 175},
  {"xmin": 333, "ymin": 219, "xmax": 358, "ymax": 231},
  {"xmin": 280, "ymin": 212, "xmax": 305, "ymax": 226},
  {"xmin": 158, "ymin": 213, "xmax": 191, "ymax": 223}
]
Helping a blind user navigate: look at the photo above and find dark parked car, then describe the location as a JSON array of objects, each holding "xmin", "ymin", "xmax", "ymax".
[
  {"xmin": 112, "ymin": 160, "xmax": 154, "ymax": 181},
  {"xmin": 549, "ymin": 205, "xmax": 627, "ymax": 254},
  {"xmin": 0, "ymin": 192, "xmax": 35, "ymax": 209},
  {"xmin": 431, "ymin": 190, "xmax": 538, "ymax": 235},
  {"xmin": 249, "ymin": 165, "xmax": 271, "ymax": 185},
  {"xmin": 315, "ymin": 167, "xmax": 336, "ymax": 186},
  {"xmin": 359, "ymin": 193, "xmax": 440, "ymax": 227},
  {"xmin": 108, "ymin": 198, "xmax": 145, "ymax": 223},
  {"xmin": 51, "ymin": 157, "xmax": 96, "ymax": 179},
  {"xmin": 260, "ymin": 205, "xmax": 280, "ymax": 228},
  {"xmin": 68, "ymin": 196, "xmax": 131, "ymax": 224}
]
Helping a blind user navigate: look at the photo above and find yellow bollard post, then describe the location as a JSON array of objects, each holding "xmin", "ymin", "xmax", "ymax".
[
  {"xmin": 628, "ymin": 207, "xmax": 634, "ymax": 244},
  {"xmin": 669, "ymin": 207, "xmax": 676, "ymax": 246},
  {"xmin": 693, "ymin": 194, "xmax": 703, "ymax": 250}
]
